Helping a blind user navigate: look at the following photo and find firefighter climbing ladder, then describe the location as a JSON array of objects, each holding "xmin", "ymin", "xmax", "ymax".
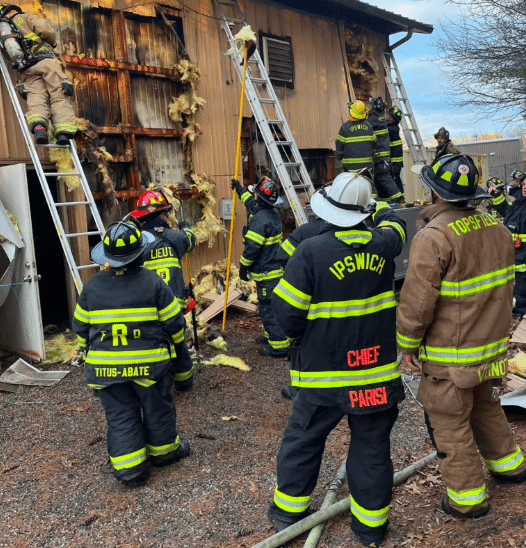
[
  {"xmin": 381, "ymin": 51, "xmax": 430, "ymax": 166},
  {"xmin": 215, "ymin": 0, "xmax": 315, "ymax": 225},
  {"xmin": 0, "ymin": 53, "xmax": 104, "ymax": 294}
]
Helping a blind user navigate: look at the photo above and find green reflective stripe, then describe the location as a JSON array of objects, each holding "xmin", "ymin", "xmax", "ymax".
[
  {"xmin": 375, "ymin": 128, "xmax": 388, "ymax": 136},
  {"xmin": 241, "ymin": 190, "xmax": 251, "ymax": 203},
  {"xmin": 516, "ymin": 264, "xmax": 526, "ymax": 273},
  {"xmin": 375, "ymin": 151, "xmax": 390, "ymax": 157},
  {"xmin": 249, "ymin": 269, "xmax": 283, "ymax": 281},
  {"xmin": 26, "ymin": 114, "xmax": 49, "ymax": 124},
  {"xmin": 485, "ymin": 445, "xmax": 525, "ymax": 473},
  {"xmin": 440, "ymin": 266, "xmax": 515, "ymax": 297},
  {"xmin": 274, "ymin": 279, "xmax": 312, "ymax": 310},
  {"xmin": 377, "ymin": 221, "xmax": 406, "ymax": 245},
  {"xmin": 174, "ymin": 367, "xmax": 194, "ymax": 382},
  {"xmin": 177, "ymin": 297, "xmax": 188, "ymax": 307},
  {"xmin": 133, "ymin": 378, "xmax": 157, "ymax": 387},
  {"xmin": 390, "ymin": 140, "xmax": 402, "ymax": 146},
  {"xmin": 88, "ymin": 383, "xmax": 105, "ymax": 390},
  {"xmin": 264, "ymin": 233, "xmax": 283, "ymax": 245},
  {"xmin": 307, "ymin": 291, "xmax": 395, "ymax": 319},
  {"xmin": 372, "ymin": 201, "xmax": 389, "ymax": 221},
  {"xmin": 171, "ymin": 327, "xmax": 185, "ymax": 345},
  {"xmin": 268, "ymin": 338, "xmax": 290, "ymax": 350},
  {"xmin": 350, "ymin": 495, "xmax": 389, "ymax": 527},
  {"xmin": 240, "ymin": 255, "xmax": 254, "ymax": 266},
  {"xmin": 335, "ymin": 230, "xmax": 372, "ymax": 246},
  {"xmin": 290, "ymin": 362, "xmax": 400, "ymax": 388},
  {"xmin": 517, "ymin": 234, "xmax": 526, "ymax": 239},
  {"xmin": 282, "ymin": 239, "xmax": 296, "ymax": 256},
  {"xmin": 337, "ymin": 134, "xmax": 375, "ymax": 143},
  {"xmin": 87, "ymin": 307, "xmax": 158, "ymax": 323},
  {"xmin": 86, "ymin": 348, "xmax": 171, "ymax": 365},
  {"xmin": 419, "ymin": 337, "xmax": 509, "ymax": 365},
  {"xmin": 159, "ymin": 298, "xmax": 181, "ymax": 322},
  {"xmin": 342, "ymin": 156, "xmax": 373, "ymax": 164},
  {"xmin": 111, "ymin": 447, "xmax": 148, "ymax": 470},
  {"xmin": 74, "ymin": 304, "xmax": 89, "ymax": 323},
  {"xmin": 77, "ymin": 335, "xmax": 87, "ymax": 348},
  {"xmin": 273, "ymin": 487, "xmax": 311, "ymax": 513},
  {"xmin": 397, "ymin": 332, "xmax": 421, "ymax": 350},
  {"xmin": 492, "ymin": 194, "xmax": 505, "ymax": 205},
  {"xmin": 389, "ymin": 192, "xmax": 403, "ymax": 199},
  {"xmin": 24, "ymin": 32, "xmax": 38, "ymax": 39},
  {"xmin": 54, "ymin": 123, "xmax": 77, "ymax": 133},
  {"xmin": 447, "ymin": 484, "xmax": 486, "ymax": 506},
  {"xmin": 148, "ymin": 435, "xmax": 181, "ymax": 457},
  {"xmin": 245, "ymin": 230, "xmax": 265, "ymax": 245},
  {"xmin": 144, "ymin": 258, "xmax": 181, "ymax": 269},
  {"xmin": 391, "ymin": 157, "xmax": 403, "ymax": 163}
]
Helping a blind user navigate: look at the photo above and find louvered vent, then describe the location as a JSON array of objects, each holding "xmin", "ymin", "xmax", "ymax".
[{"xmin": 260, "ymin": 33, "xmax": 294, "ymax": 89}]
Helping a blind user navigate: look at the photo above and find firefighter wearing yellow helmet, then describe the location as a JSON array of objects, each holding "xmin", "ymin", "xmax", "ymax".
[{"xmin": 0, "ymin": 4, "xmax": 76, "ymax": 145}]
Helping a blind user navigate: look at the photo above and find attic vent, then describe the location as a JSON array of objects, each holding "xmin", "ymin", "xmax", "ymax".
[{"xmin": 260, "ymin": 32, "xmax": 294, "ymax": 89}]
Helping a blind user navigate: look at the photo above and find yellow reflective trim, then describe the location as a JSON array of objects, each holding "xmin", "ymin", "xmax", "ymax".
[
  {"xmin": 350, "ymin": 495, "xmax": 389, "ymax": 527},
  {"xmin": 129, "ymin": 235, "xmax": 137, "ymax": 244},
  {"xmin": 485, "ymin": 445, "xmax": 525, "ymax": 473},
  {"xmin": 419, "ymin": 337, "xmax": 509, "ymax": 364},
  {"xmin": 377, "ymin": 221, "xmax": 406, "ymax": 244},
  {"xmin": 74, "ymin": 304, "xmax": 90, "ymax": 323},
  {"xmin": 396, "ymin": 332, "xmax": 421, "ymax": 349},
  {"xmin": 158, "ymin": 298, "xmax": 181, "ymax": 321},
  {"xmin": 111, "ymin": 447, "xmax": 148, "ymax": 470},
  {"xmin": 282, "ymin": 239, "xmax": 296, "ymax": 256},
  {"xmin": 87, "ymin": 307, "xmax": 158, "ymax": 323},
  {"xmin": 274, "ymin": 279, "xmax": 312, "ymax": 310},
  {"xmin": 104, "ymin": 236, "xmax": 110, "ymax": 245},
  {"xmin": 116, "ymin": 238, "xmax": 126, "ymax": 247},
  {"xmin": 440, "ymin": 266, "xmax": 515, "ymax": 297},
  {"xmin": 342, "ymin": 156, "xmax": 373, "ymax": 164},
  {"xmin": 147, "ymin": 435, "xmax": 181, "ymax": 457},
  {"xmin": 446, "ymin": 484, "xmax": 486, "ymax": 506},
  {"xmin": 273, "ymin": 487, "xmax": 311, "ymax": 513},
  {"xmin": 307, "ymin": 291, "xmax": 395, "ymax": 319}
]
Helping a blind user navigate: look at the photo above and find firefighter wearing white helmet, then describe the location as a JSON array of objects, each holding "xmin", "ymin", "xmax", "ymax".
[
  {"xmin": 398, "ymin": 154, "xmax": 526, "ymax": 520},
  {"xmin": 268, "ymin": 172, "xmax": 407, "ymax": 547}
]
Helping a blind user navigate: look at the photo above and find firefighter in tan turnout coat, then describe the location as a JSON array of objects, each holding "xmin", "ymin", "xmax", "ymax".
[
  {"xmin": 0, "ymin": 4, "xmax": 76, "ymax": 145},
  {"xmin": 397, "ymin": 154, "xmax": 526, "ymax": 519}
]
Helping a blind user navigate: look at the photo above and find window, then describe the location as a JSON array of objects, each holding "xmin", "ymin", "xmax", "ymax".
[{"xmin": 259, "ymin": 32, "xmax": 294, "ymax": 89}]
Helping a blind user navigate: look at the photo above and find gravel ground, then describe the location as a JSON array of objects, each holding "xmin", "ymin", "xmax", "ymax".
[{"xmin": 1, "ymin": 311, "xmax": 525, "ymax": 548}]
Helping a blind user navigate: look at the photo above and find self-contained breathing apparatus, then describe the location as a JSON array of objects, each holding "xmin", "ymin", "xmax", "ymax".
[{"xmin": 0, "ymin": 4, "xmax": 54, "ymax": 73}]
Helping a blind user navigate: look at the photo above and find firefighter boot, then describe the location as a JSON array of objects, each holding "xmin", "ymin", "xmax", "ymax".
[
  {"xmin": 56, "ymin": 132, "xmax": 75, "ymax": 146},
  {"xmin": 259, "ymin": 344, "xmax": 288, "ymax": 358},
  {"xmin": 255, "ymin": 335, "xmax": 267, "ymax": 344},
  {"xmin": 490, "ymin": 468, "xmax": 526, "ymax": 483},
  {"xmin": 33, "ymin": 125, "xmax": 48, "ymax": 145},
  {"xmin": 441, "ymin": 497, "xmax": 490, "ymax": 519},
  {"xmin": 152, "ymin": 439, "xmax": 191, "ymax": 468},
  {"xmin": 267, "ymin": 500, "xmax": 309, "ymax": 533}
]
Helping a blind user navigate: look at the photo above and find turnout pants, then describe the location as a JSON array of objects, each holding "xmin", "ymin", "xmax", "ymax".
[
  {"xmin": 272, "ymin": 392, "xmax": 399, "ymax": 541},
  {"xmin": 374, "ymin": 163, "xmax": 402, "ymax": 200},
  {"xmin": 99, "ymin": 375, "xmax": 183, "ymax": 481},
  {"xmin": 257, "ymin": 278, "xmax": 289, "ymax": 351},
  {"xmin": 391, "ymin": 164, "xmax": 404, "ymax": 194},
  {"xmin": 420, "ymin": 375, "xmax": 526, "ymax": 514},
  {"xmin": 172, "ymin": 342, "xmax": 194, "ymax": 390},
  {"xmin": 514, "ymin": 267, "xmax": 526, "ymax": 316},
  {"xmin": 20, "ymin": 57, "xmax": 76, "ymax": 135}
]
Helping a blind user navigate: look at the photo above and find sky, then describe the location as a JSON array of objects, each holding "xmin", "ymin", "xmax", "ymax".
[{"xmin": 367, "ymin": 0, "xmax": 518, "ymax": 142}]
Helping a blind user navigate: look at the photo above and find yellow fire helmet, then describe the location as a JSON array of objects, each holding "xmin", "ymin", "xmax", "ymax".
[{"xmin": 348, "ymin": 100, "xmax": 367, "ymax": 120}]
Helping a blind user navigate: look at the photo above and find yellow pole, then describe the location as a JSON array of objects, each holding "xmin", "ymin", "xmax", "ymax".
[{"xmin": 222, "ymin": 44, "xmax": 249, "ymax": 333}]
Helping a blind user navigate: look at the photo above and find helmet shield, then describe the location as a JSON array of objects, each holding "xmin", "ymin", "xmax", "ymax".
[
  {"xmin": 91, "ymin": 221, "xmax": 154, "ymax": 267},
  {"xmin": 420, "ymin": 154, "xmax": 491, "ymax": 201}
]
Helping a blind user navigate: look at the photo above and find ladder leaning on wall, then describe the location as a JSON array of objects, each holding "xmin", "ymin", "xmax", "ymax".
[
  {"xmin": 0, "ymin": 53, "xmax": 105, "ymax": 294},
  {"xmin": 214, "ymin": 0, "xmax": 315, "ymax": 226},
  {"xmin": 381, "ymin": 50, "xmax": 430, "ymax": 166}
]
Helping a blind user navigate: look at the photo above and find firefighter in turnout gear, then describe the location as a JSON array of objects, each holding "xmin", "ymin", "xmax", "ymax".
[
  {"xmin": 72, "ymin": 221, "xmax": 191, "ymax": 488},
  {"xmin": 398, "ymin": 154, "xmax": 526, "ymax": 519},
  {"xmin": 0, "ymin": 4, "xmax": 76, "ymax": 145},
  {"xmin": 131, "ymin": 189, "xmax": 196, "ymax": 391},
  {"xmin": 386, "ymin": 106, "xmax": 404, "ymax": 195},
  {"xmin": 231, "ymin": 177, "xmax": 289, "ymax": 357},
  {"xmin": 268, "ymin": 172, "xmax": 407, "ymax": 547},
  {"xmin": 489, "ymin": 172, "xmax": 526, "ymax": 317},
  {"xmin": 434, "ymin": 127, "xmax": 459, "ymax": 161},
  {"xmin": 367, "ymin": 97, "xmax": 404, "ymax": 203},
  {"xmin": 335, "ymin": 100, "xmax": 376, "ymax": 175}
]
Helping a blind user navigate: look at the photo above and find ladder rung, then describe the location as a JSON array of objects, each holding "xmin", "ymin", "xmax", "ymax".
[
  {"xmin": 66, "ymin": 231, "xmax": 100, "ymax": 238},
  {"xmin": 55, "ymin": 201, "xmax": 90, "ymax": 206},
  {"xmin": 292, "ymin": 184, "xmax": 311, "ymax": 189},
  {"xmin": 77, "ymin": 264, "xmax": 100, "ymax": 270},
  {"xmin": 250, "ymin": 77, "xmax": 267, "ymax": 84},
  {"xmin": 283, "ymin": 162, "xmax": 301, "ymax": 167},
  {"xmin": 275, "ymin": 141, "xmax": 293, "ymax": 146},
  {"xmin": 267, "ymin": 120, "xmax": 283, "ymax": 125},
  {"xmin": 46, "ymin": 172, "xmax": 81, "ymax": 177},
  {"xmin": 37, "ymin": 143, "xmax": 70, "ymax": 149},
  {"xmin": 259, "ymin": 98, "xmax": 276, "ymax": 104}
]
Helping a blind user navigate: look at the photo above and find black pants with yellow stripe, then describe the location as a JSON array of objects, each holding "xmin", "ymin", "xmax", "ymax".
[
  {"xmin": 391, "ymin": 164, "xmax": 404, "ymax": 194},
  {"xmin": 271, "ymin": 392, "xmax": 398, "ymax": 541},
  {"xmin": 257, "ymin": 278, "xmax": 289, "ymax": 352},
  {"xmin": 99, "ymin": 375, "xmax": 180, "ymax": 481}
]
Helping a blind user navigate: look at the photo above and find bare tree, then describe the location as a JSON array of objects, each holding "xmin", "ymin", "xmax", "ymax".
[{"xmin": 435, "ymin": 1, "xmax": 526, "ymax": 123}]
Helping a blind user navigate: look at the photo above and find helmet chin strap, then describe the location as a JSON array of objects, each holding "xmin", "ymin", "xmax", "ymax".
[{"xmin": 319, "ymin": 187, "xmax": 376, "ymax": 214}]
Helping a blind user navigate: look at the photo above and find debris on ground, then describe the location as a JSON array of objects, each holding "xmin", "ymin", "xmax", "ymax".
[
  {"xmin": 42, "ymin": 331, "xmax": 79, "ymax": 365},
  {"xmin": 203, "ymin": 353, "xmax": 250, "ymax": 371}
]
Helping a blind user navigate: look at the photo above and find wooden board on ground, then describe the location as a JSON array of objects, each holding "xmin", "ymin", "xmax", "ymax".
[
  {"xmin": 198, "ymin": 288, "xmax": 244, "ymax": 323},
  {"xmin": 201, "ymin": 292, "xmax": 258, "ymax": 313},
  {"xmin": 505, "ymin": 373, "xmax": 526, "ymax": 393},
  {"xmin": 510, "ymin": 317, "xmax": 526, "ymax": 343}
]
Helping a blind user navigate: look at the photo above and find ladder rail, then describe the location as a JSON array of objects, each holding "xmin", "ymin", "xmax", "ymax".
[
  {"xmin": 382, "ymin": 51, "xmax": 429, "ymax": 166},
  {"xmin": 216, "ymin": 4, "xmax": 315, "ymax": 225},
  {"xmin": 0, "ymin": 53, "xmax": 103, "ymax": 293}
]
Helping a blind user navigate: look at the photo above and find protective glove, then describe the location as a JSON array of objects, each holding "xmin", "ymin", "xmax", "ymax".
[
  {"xmin": 178, "ymin": 221, "xmax": 190, "ymax": 230},
  {"xmin": 231, "ymin": 178, "xmax": 242, "ymax": 191},
  {"xmin": 239, "ymin": 264, "xmax": 249, "ymax": 281}
]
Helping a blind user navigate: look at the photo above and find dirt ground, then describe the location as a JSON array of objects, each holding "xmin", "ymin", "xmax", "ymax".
[{"xmin": 1, "ymin": 311, "xmax": 526, "ymax": 548}]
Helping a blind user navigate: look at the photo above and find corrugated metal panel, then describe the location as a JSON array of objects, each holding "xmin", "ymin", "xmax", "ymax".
[
  {"xmin": 131, "ymin": 76, "xmax": 181, "ymax": 128},
  {"xmin": 135, "ymin": 138, "xmax": 185, "ymax": 187}
]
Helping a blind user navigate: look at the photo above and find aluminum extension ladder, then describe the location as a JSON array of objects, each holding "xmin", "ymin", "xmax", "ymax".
[
  {"xmin": 0, "ymin": 53, "xmax": 104, "ymax": 294},
  {"xmin": 381, "ymin": 51, "xmax": 430, "ymax": 166},
  {"xmin": 215, "ymin": 0, "xmax": 315, "ymax": 225}
]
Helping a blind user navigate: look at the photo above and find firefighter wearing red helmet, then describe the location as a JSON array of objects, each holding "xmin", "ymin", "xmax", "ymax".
[
  {"xmin": 231, "ymin": 177, "xmax": 289, "ymax": 357},
  {"xmin": 131, "ymin": 189, "xmax": 196, "ymax": 390}
]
